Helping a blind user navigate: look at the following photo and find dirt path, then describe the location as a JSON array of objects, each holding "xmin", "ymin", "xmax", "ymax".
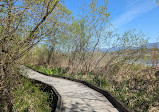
[{"xmin": 22, "ymin": 67, "xmax": 119, "ymax": 112}]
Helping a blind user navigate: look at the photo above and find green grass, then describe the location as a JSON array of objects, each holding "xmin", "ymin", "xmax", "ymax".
[
  {"xmin": 12, "ymin": 78, "xmax": 53, "ymax": 112},
  {"xmin": 27, "ymin": 65, "xmax": 111, "ymax": 88}
]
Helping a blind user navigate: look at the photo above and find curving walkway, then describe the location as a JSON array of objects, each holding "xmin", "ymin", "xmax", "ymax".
[{"xmin": 22, "ymin": 67, "xmax": 119, "ymax": 112}]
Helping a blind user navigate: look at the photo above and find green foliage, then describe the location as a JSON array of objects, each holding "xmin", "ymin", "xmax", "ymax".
[{"xmin": 12, "ymin": 78, "xmax": 52, "ymax": 112}]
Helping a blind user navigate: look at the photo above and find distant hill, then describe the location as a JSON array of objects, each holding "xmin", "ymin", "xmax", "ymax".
[
  {"xmin": 99, "ymin": 42, "xmax": 159, "ymax": 52},
  {"xmin": 144, "ymin": 42, "xmax": 159, "ymax": 49}
]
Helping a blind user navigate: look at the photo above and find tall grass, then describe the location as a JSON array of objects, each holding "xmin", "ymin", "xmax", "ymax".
[{"xmin": 12, "ymin": 77, "xmax": 53, "ymax": 112}]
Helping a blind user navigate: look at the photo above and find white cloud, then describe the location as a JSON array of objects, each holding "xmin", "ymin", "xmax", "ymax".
[
  {"xmin": 125, "ymin": 0, "xmax": 140, "ymax": 8},
  {"xmin": 112, "ymin": 0, "xmax": 158, "ymax": 27}
]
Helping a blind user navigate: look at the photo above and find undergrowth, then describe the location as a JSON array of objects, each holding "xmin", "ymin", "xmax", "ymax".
[{"xmin": 12, "ymin": 77, "xmax": 53, "ymax": 112}]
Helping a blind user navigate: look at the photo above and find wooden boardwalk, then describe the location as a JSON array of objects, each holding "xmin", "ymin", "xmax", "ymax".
[{"xmin": 23, "ymin": 67, "xmax": 119, "ymax": 112}]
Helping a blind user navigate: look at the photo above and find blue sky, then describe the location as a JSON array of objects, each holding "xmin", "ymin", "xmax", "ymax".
[{"xmin": 64, "ymin": 0, "xmax": 159, "ymax": 43}]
